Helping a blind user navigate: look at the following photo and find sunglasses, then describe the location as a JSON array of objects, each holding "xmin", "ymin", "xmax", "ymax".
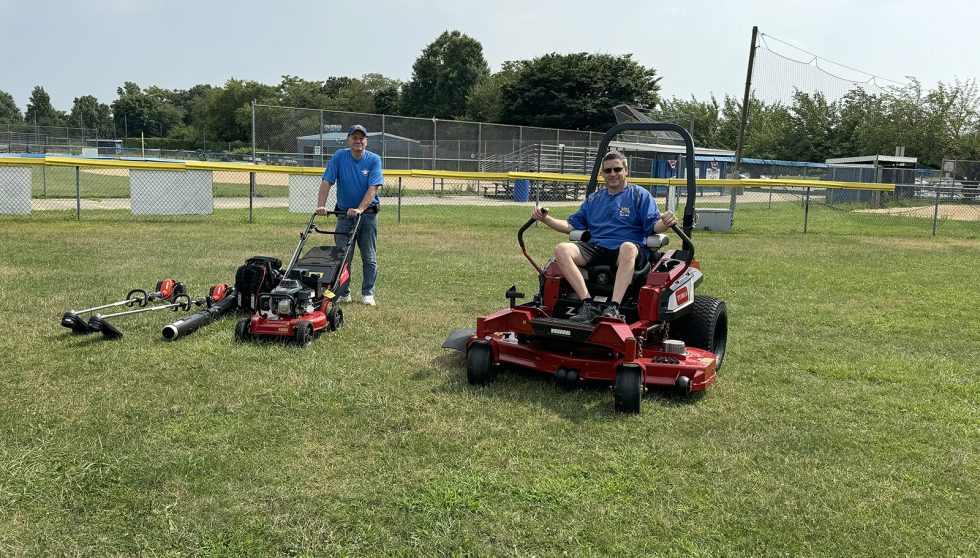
[{"xmin": 602, "ymin": 167, "xmax": 624, "ymax": 174}]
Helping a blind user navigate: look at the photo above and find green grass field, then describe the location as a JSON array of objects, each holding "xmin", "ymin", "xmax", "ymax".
[{"xmin": 1, "ymin": 205, "xmax": 978, "ymax": 556}]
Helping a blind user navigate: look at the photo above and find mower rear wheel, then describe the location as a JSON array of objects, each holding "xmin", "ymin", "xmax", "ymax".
[
  {"xmin": 234, "ymin": 318, "xmax": 253, "ymax": 342},
  {"xmin": 327, "ymin": 307, "xmax": 344, "ymax": 331},
  {"xmin": 671, "ymin": 295, "xmax": 728, "ymax": 370},
  {"xmin": 466, "ymin": 342, "xmax": 497, "ymax": 386},
  {"xmin": 613, "ymin": 365, "xmax": 643, "ymax": 414},
  {"xmin": 295, "ymin": 320, "xmax": 314, "ymax": 347}
]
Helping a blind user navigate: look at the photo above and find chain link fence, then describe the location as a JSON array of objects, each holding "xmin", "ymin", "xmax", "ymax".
[
  {"xmin": 0, "ymin": 160, "xmax": 289, "ymax": 219},
  {"xmin": 1, "ymin": 101, "xmax": 978, "ymax": 239},
  {"xmin": 0, "ymin": 123, "xmax": 119, "ymax": 156},
  {"xmin": 692, "ymin": 165, "xmax": 978, "ymax": 236},
  {"xmin": 2, "ymin": 156, "xmax": 977, "ymax": 239},
  {"xmin": 254, "ymin": 105, "xmax": 604, "ymax": 173}
]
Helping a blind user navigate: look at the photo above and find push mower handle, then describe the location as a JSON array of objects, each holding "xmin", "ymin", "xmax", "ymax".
[
  {"xmin": 309, "ymin": 210, "xmax": 352, "ymax": 233},
  {"xmin": 283, "ymin": 210, "xmax": 363, "ymax": 281}
]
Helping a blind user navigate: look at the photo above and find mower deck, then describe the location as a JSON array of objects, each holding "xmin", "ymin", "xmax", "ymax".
[
  {"xmin": 247, "ymin": 309, "xmax": 328, "ymax": 336},
  {"xmin": 468, "ymin": 305, "xmax": 717, "ymax": 390}
]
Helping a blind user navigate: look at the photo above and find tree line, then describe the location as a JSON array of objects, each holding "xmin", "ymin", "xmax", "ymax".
[
  {"xmin": 661, "ymin": 79, "xmax": 980, "ymax": 167},
  {"xmin": 1, "ymin": 30, "xmax": 977, "ymax": 167}
]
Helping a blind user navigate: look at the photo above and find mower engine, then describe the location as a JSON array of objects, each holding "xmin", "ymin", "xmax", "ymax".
[
  {"xmin": 266, "ymin": 268, "xmax": 322, "ymax": 317},
  {"xmin": 266, "ymin": 280, "xmax": 313, "ymax": 317}
]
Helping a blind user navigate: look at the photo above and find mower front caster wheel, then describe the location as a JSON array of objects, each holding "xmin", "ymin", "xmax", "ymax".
[
  {"xmin": 327, "ymin": 307, "xmax": 344, "ymax": 331},
  {"xmin": 234, "ymin": 318, "xmax": 253, "ymax": 342},
  {"xmin": 466, "ymin": 342, "xmax": 497, "ymax": 386},
  {"xmin": 294, "ymin": 320, "xmax": 314, "ymax": 347},
  {"xmin": 613, "ymin": 364, "xmax": 643, "ymax": 414}
]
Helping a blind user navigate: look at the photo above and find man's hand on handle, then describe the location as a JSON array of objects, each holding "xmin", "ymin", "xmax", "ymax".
[
  {"xmin": 531, "ymin": 207, "xmax": 549, "ymax": 221},
  {"xmin": 661, "ymin": 211, "xmax": 677, "ymax": 228},
  {"xmin": 315, "ymin": 206, "xmax": 365, "ymax": 217}
]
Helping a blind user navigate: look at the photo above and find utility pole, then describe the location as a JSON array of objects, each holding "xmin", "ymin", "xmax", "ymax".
[{"xmin": 730, "ymin": 25, "xmax": 760, "ymax": 220}]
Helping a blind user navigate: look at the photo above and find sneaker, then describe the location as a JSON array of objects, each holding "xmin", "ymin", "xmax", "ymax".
[
  {"xmin": 569, "ymin": 300, "xmax": 601, "ymax": 323},
  {"xmin": 361, "ymin": 294, "xmax": 376, "ymax": 306},
  {"xmin": 600, "ymin": 304, "xmax": 625, "ymax": 321},
  {"xmin": 336, "ymin": 294, "xmax": 352, "ymax": 304}
]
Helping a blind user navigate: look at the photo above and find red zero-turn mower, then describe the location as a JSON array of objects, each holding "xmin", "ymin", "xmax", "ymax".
[
  {"xmin": 444, "ymin": 123, "xmax": 728, "ymax": 413},
  {"xmin": 234, "ymin": 211, "xmax": 359, "ymax": 346}
]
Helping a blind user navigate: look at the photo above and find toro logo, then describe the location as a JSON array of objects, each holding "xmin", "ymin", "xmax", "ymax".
[{"xmin": 675, "ymin": 287, "xmax": 689, "ymax": 305}]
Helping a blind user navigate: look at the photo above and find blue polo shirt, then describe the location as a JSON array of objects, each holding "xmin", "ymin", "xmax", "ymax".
[
  {"xmin": 322, "ymin": 148, "xmax": 383, "ymax": 210},
  {"xmin": 567, "ymin": 184, "xmax": 661, "ymax": 249}
]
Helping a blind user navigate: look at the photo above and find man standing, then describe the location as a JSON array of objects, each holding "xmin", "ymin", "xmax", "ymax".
[
  {"xmin": 316, "ymin": 124, "xmax": 383, "ymax": 306},
  {"xmin": 531, "ymin": 150, "xmax": 676, "ymax": 322}
]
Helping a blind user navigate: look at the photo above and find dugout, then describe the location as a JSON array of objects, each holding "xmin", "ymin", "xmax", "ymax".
[
  {"xmin": 83, "ymin": 138, "xmax": 123, "ymax": 157},
  {"xmin": 609, "ymin": 138, "xmax": 735, "ymax": 193},
  {"xmin": 695, "ymin": 156, "xmax": 827, "ymax": 181},
  {"xmin": 824, "ymin": 154, "xmax": 917, "ymax": 204}
]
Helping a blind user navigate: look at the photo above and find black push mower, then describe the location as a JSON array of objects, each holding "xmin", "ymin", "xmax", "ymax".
[{"xmin": 235, "ymin": 210, "xmax": 360, "ymax": 346}]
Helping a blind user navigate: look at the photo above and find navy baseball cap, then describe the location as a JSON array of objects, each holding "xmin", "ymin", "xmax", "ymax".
[{"xmin": 347, "ymin": 124, "xmax": 368, "ymax": 136}]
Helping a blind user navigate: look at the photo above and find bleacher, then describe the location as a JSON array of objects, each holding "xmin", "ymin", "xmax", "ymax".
[{"xmin": 479, "ymin": 143, "xmax": 597, "ymax": 201}]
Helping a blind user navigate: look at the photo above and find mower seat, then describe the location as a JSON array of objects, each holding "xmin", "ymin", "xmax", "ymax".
[
  {"xmin": 568, "ymin": 231, "xmax": 670, "ymax": 297},
  {"xmin": 568, "ymin": 230, "xmax": 670, "ymax": 251}
]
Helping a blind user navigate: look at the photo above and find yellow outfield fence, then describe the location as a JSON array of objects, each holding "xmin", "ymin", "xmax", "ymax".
[
  {"xmin": 8, "ymin": 154, "xmax": 978, "ymax": 241},
  {"xmin": 0, "ymin": 155, "xmax": 894, "ymax": 190}
]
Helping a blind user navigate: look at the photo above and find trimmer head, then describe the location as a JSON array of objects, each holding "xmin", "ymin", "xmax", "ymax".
[
  {"xmin": 61, "ymin": 311, "xmax": 95, "ymax": 334},
  {"xmin": 87, "ymin": 315, "xmax": 124, "ymax": 340}
]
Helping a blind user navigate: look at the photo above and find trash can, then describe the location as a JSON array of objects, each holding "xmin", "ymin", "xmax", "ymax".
[{"xmin": 513, "ymin": 179, "xmax": 530, "ymax": 202}]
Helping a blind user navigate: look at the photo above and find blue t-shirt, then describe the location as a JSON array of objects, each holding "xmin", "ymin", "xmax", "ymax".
[
  {"xmin": 322, "ymin": 148, "xmax": 383, "ymax": 210},
  {"xmin": 567, "ymin": 184, "xmax": 661, "ymax": 249}
]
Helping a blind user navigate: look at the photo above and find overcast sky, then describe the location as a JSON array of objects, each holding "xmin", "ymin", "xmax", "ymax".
[{"xmin": 3, "ymin": 0, "xmax": 977, "ymax": 113}]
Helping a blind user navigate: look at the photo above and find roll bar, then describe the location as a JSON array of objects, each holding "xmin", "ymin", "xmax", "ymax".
[{"xmin": 585, "ymin": 123, "xmax": 699, "ymax": 253}]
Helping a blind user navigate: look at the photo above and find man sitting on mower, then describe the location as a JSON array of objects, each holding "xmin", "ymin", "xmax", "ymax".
[{"xmin": 531, "ymin": 150, "xmax": 677, "ymax": 323}]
